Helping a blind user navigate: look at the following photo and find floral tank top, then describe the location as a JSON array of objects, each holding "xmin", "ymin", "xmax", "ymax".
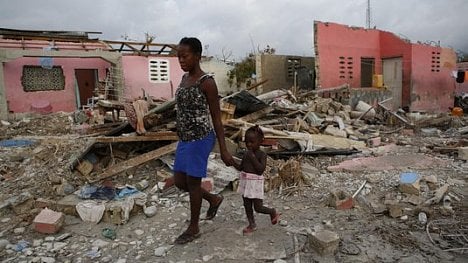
[{"xmin": 175, "ymin": 74, "xmax": 214, "ymax": 142}]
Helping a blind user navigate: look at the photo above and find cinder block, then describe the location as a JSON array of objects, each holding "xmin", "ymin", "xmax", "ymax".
[
  {"xmin": 33, "ymin": 208, "xmax": 64, "ymax": 234},
  {"xmin": 458, "ymin": 147, "xmax": 468, "ymax": 161},
  {"xmin": 308, "ymin": 230, "xmax": 340, "ymax": 256},
  {"xmin": 399, "ymin": 172, "xmax": 420, "ymax": 195}
]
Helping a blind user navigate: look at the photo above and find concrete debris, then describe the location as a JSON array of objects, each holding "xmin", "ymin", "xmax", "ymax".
[
  {"xmin": 33, "ymin": 208, "xmax": 64, "ymax": 234},
  {"xmin": 399, "ymin": 172, "xmax": 421, "ymax": 195},
  {"xmin": 308, "ymin": 230, "xmax": 340, "ymax": 256},
  {"xmin": 0, "ymin": 85, "xmax": 466, "ymax": 262}
]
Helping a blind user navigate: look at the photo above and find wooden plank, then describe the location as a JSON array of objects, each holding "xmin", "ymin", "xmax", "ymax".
[
  {"xmin": 239, "ymin": 106, "xmax": 274, "ymax": 122},
  {"xmin": 90, "ymin": 142, "xmax": 178, "ymax": 183},
  {"xmin": 93, "ymin": 132, "xmax": 178, "ymax": 143}
]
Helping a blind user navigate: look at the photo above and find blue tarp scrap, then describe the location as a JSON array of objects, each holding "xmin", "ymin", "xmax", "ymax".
[{"xmin": 0, "ymin": 139, "xmax": 36, "ymax": 147}]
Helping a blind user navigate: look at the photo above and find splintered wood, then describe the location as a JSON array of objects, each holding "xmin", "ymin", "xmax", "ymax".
[{"xmin": 265, "ymin": 157, "xmax": 304, "ymax": 195}]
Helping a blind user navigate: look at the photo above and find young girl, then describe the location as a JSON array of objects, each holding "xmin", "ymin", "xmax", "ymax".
[{"xmin": 234, "ymin": 125, "xmax": 280, "ymax": 235}]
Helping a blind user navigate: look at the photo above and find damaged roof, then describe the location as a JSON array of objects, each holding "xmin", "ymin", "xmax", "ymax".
[{"xmin": 0, "ymin": 28, "xmax": 102, "ymax": 42}]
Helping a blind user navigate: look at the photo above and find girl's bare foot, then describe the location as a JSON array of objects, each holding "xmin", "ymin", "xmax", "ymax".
[
  {"xmin": 242, "ymin": 224, "xmax": 257, "ymax": 235},
  {"xmin": 270, "ymin": 210, "xmax": 281, "ymax": 225}
]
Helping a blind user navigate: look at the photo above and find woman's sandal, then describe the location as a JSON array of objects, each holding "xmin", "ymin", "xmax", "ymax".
[
  {"xmin": 242, "ymin": 225, "xmax": 257, "ymax": 235},
  {"xmin": 174, "ymin": 231, "xmax": 201, "ymax": 245},
  {"xmin": 205, "ymin": 195, "xmax": 224, "ymax": 220},
  {"xmin": 270, "ymin": 211, "xmax": 281, "ymax": 225}
]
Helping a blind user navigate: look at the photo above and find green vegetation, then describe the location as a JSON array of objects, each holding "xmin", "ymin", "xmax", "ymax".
[{"xmin": 227, "ymin": 54, "xmax": 256, "ymax": 88}]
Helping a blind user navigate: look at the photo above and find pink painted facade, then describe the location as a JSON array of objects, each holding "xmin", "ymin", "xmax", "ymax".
[
  {"xmin": 122, "ymin": 55, "xmax": 184, "ymax": 100},
  {"xmin": 4, "ymin": 57, "xmax": 110, "ymax": 113},
  {"xmin": 315, "ymin": 22, "xmax": 381, "ymax": 88},
  {"xmin": 410, "ymin": 46, "xmax": 456, "ymax": 112},
  {"xmin": 315, "ymin": 21, "xmax": 457, "ymax": 112}
]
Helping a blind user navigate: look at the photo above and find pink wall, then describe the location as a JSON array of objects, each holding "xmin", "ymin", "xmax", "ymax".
[
  {"xmin": 315, "ymin": 21, "xmax": 457, "ymax": 112},
  {"xmin": 4, "ymin": 57, "xmax": 110, "ymax": 113},
  {"xmin": 122, "ymin": 55, "xmax": 184, "ymax": 100},
  {"xmin": 315, "ymin": 22, "xmax": 381, "ymax": 88},
  {"xmin": 410, "ymin": 46, "xmax": 456, "ymax": 112}
]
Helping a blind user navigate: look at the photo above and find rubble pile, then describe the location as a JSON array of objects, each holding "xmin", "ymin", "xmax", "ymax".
[{"xmin": 0, "ymin": 86, "xmax": 467, "ymax": 262}]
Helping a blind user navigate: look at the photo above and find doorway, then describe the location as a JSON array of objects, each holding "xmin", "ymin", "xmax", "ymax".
[
  {"xmin": 383, "ymin": 58, "xmax": 403, "ymax": 110},
  {"xmin": 360, "ymin": 58, "xmax": 375, "ymax": 87},
  {"xmin": 75, "ymin": 69, "xmax": 97, "ymax": 108}
]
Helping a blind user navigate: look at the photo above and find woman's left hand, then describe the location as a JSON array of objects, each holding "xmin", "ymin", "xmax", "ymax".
[{"xmin": 220, "ymin": 149, "xmax": 235, "ymax": 167}]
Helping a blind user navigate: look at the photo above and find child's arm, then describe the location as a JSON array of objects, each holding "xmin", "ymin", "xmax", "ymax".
[
  {"xmin": 232, "ymin": 157, "xmax": 243, "ymax": 171},
  {"xmin": 246, "ymin": 150, "xmax": 267, "ymax": 175}
]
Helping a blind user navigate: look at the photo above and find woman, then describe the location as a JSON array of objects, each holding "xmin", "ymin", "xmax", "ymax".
[{"xmin": 173, "ymin": 37, "xmax": 235, "ymax": 244}]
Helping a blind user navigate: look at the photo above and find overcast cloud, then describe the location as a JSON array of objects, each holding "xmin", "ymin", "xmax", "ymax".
[{"xmin": 1, "ymin": 0, "xmax": 467, "ymax": 60}]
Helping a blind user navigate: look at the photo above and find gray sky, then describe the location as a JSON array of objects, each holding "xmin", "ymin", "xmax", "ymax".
[{"xmin": 1, "ymin": 0, "xmax": 467, "ymax": 60}]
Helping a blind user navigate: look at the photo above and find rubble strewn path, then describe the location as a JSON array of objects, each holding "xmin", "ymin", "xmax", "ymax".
[{"xmin": 1, "ymin": 111, "xmax": 467, "ymax": 262}]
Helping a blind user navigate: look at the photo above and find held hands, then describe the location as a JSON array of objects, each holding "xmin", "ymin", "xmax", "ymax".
[{"xmin": 220, "ymin": 149, "xmax": 236, "ymax": 167}]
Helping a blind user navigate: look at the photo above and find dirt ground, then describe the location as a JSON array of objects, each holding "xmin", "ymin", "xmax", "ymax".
[{"xmin": 0, "ymin": 113, "xmax": 467, "ymax": 262}]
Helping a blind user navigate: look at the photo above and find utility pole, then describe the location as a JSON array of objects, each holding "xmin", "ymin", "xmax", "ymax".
[{"xmin": 366, "ymin": 0, "xmax": 371, "ymax": 29}]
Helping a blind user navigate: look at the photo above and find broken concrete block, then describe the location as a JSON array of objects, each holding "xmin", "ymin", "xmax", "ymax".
[
  {"xmin": 367, "ymin": 137, "xmax": 381, "ymax": 147},
  {"xmin": 324, "ymin": 125, "xmax": 347, "ymax": 138},
  {"xmin": 308, "ymin": 230, "xmax": 340, "ymax": 256},
  {"xmin": 33, "ymin": 208, "xmax": 64, "ymax": 234},
  {"xmin": 388, "ymin": 204, "xmax": 403, "ymax": 218},
  {"xmin": 399, "ymin": 172, "xmax": 420, "ymax": 195},
  {"xmin": 328, "ymin": 191, "xmax": 353, "ymax": 210},
  {"xmin": 458, "ymin": 146, "xmax": 468, "ymax": 161}
]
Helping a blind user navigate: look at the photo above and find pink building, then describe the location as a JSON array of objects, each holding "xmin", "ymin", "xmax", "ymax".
[
  {"xmin": 0, "ymin": 28, "xmax": 183, "ymax": 119},
  {"xmin": 314, "ymin": 21, "xmax": 457, "ymax": 112},
  {"xmin": 122, "ymin": 55, "xmax": 184, "ymax": 100}
]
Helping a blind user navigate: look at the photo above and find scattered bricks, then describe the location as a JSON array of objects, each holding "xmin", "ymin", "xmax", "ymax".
[
  {"xmin": 308, "ymin": 230, "xmax": 340, "ymax": 256},
  {"xmin": 76, "ymin": 160, "xmax": 93, "ymax": 176},
  {"xmin": 328, "ymin": 191, "xmax": 354, "ymax": 210},
  {"xmin": 33, "ymin": 208, "xmax": 64, "ymax": 234},
  {"xmin": 458, "ymin": 147, "xmax": 468, "ymax": 161},
  {"xmin": 399, "ymin": 172, "xmax": 420, "ymax": 195},
  {"xmin": 367, "ymin": 137, "xmax": 381, "ymax": 147},
  {"xmin": 201, "ymin": 178, "xmax": 214, "ymax": 192},
  {"xmin": 388, "ymin": 204, "xmax": 403, "ymax": 218}
]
